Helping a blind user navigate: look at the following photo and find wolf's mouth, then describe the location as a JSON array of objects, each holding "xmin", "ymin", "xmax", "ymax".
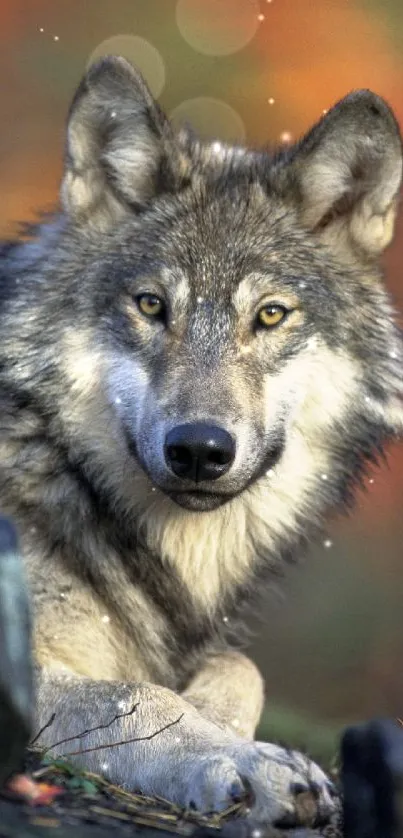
[
  {"xmin": 168, "ymin": 490, "xmax": 233, "ymax": 512},
  {"xmin": 167, "ymin": 440, "xmax": 285, "ymax": 512}
]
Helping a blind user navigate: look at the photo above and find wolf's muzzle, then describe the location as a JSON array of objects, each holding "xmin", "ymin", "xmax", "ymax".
[{"xmin": 164, "ymin": 422, "xmax": 236, "ymax": 483}]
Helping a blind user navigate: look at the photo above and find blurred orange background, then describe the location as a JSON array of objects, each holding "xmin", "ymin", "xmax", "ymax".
[{"xmin": 1, "ymin": 0, "xmax": 403, "ymax": 750}]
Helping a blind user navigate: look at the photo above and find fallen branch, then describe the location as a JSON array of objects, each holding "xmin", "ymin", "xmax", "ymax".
[
  {"xmin": 42, "ymin": 702, "xmax": 139, "ymax": 755},
  {"xmin": 29, "ymin": 713, "xmax": 56, "ymax": 746},
  {"xmin": 61, "ymin": 713, "xmax": 185, "ymax": 756}
]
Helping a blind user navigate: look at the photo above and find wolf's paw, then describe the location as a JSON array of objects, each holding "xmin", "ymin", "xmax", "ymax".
[{"xmin": 184, "ymin": 741, "xmax": 336, "ymax": 826}]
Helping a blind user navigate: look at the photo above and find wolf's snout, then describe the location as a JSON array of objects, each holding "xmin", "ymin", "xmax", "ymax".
[{"xmin": 164, "ymin": 423, "xmax": 236, "ymax": 483}]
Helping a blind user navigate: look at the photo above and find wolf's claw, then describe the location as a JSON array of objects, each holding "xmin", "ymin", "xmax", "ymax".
[{"xmin": 183, "ymin": 741, "xmax": 336, "ymax": 825}]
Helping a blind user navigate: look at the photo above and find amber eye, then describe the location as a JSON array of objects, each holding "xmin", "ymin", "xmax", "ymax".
[
  {"xmin": 256, "ymin": 304, "xmax": 288, "ymax": 329},
  {"xmin": 136, "ymin": 293, "xmax": 165, "ymax": 320}
]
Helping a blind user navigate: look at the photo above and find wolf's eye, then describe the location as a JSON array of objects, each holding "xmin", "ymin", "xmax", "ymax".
[
  {"xmin": 136, "ymin": 293, "xmax": 165, "ymax": 320},
  {"xmin": 256, "ymin": 304, "xmax": 288, "ymax": 329}
]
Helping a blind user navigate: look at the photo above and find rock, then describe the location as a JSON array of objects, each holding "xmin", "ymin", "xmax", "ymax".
[
  {"xmin": 0, "ymin": 515, "xmax": 33, "ymax": 784},
  {"xmin": 341, "ymin": 718, "xmax": 403, "ymax": 838}
]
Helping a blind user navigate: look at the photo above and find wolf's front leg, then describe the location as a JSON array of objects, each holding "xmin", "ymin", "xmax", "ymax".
[
  {"xmin": 36, "ymin": 666, "xmax": 335, "ymax": 826},
  {"xmin": 182, "ymin": 651, "xmax": 336, "ymax": 824},
  {"xmin": 36, "ymin": 668, "xmax": 232, "ymax": 796},
  {"xmin": 182, "ymin": 650, "xmax": 265, "ymax": 738}
]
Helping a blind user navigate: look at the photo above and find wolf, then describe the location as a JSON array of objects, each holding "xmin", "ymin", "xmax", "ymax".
[{"xmin": 0, "ymin": 55, "xmax": 402, "ymax": 827}]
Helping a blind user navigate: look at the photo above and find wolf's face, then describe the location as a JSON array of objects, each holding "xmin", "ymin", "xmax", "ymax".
[
  {"xmin": 99, "ymin": 187, "xmax": 368, "ymax": 512},
  {"xmin": 106, "ymin": 209, "xmax": 305, "ymax": 511}
]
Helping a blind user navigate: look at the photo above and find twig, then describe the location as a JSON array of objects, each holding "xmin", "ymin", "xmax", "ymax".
[
  {"xmin": 61, "ymin": 713, "xmax": 184, "ymax": 756},
  {"xmin": 42, "ymin": 702, "xmax": 139, "ymax": 755},
  {"xmin": 30, "ymin": 712, "xmax": 56, "ymax": 746}
]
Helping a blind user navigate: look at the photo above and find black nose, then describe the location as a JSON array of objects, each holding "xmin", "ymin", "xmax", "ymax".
[{"xmin": 164, "ymin": 423, "xmax": 236, "ymax": 482}]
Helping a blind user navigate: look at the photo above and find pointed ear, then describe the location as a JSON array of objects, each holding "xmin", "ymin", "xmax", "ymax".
[
  {"xmin": 61, "ymin": 57, "xmax": 187, "ymax": 227},
  {"xmin": 281, "ymin": 91, "xmax": 402, "ymax": 259}
]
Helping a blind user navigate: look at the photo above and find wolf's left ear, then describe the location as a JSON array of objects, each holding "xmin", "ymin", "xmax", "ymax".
[
  {"xmin": 282, "ymin": 91, "xmax": 402, "ymax": 258},
  {"xmin": 61, "ymin": 57, "xmax": 186, "ymax": 227}
]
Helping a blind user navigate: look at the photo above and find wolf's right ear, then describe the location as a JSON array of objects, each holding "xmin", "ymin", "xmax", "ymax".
[
  {"xmin": 279, "ymin": 90, "xmax": 403, "ymax": 260},
  {"xmin": 61, "ymin": 57, "xmax": 186, "ymax": 227}
]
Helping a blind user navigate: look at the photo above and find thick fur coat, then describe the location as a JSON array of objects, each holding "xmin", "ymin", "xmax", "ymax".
[{"xmin": 0, "ymin": 57, "xmax": 402, "ymax": 826}]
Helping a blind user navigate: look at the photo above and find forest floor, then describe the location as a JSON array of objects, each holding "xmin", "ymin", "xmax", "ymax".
[{"xmin": 0, "ymin": 749, "xmax": 342, "ymax": 838}]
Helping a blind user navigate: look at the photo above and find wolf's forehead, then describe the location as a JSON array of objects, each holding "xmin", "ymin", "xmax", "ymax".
[
  {"xmin": 159, "ymin": 263, "xmax": 239, "ymax": 303},
  {"xmin": 153, "ymin": 226, "xmax": 317, "ymax": 300},
  {"xmin": 149, "ymin": 209, "xmax": 289, "ymax": 292},
  {"xmin": 124, "ymin": 180, "xmax": 337, "ymax": 297}
]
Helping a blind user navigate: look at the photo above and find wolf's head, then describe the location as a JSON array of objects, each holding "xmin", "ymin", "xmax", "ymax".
[{"xmin": 2, "ymin": 58, "xmax": 403, "ymax": 605}]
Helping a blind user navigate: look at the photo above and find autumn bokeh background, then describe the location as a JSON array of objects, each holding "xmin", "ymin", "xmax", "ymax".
[{"xmin": 1, "ymin": 0, "xmax": 403, "ymax": 759}]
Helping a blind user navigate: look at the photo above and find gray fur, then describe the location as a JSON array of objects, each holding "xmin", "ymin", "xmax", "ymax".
[{"xmin": 0, "ymin": 57, "xmax": 402, "ymax": 827}]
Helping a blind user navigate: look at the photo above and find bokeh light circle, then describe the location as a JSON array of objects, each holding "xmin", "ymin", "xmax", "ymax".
[
  {"xmin": 176, "ymin": 0, "xmax": 260, "ymax": 56},
  {"xmin": 280, "ymin": 131, "xmax": 292, "ymax": 144},
  {"xmin": 87, "ymin": 35, "xmax": 166, "ymax": 98},
  {"xmin": 170, "ymin": 97, "xmax": 246, "ymax": 142}
]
